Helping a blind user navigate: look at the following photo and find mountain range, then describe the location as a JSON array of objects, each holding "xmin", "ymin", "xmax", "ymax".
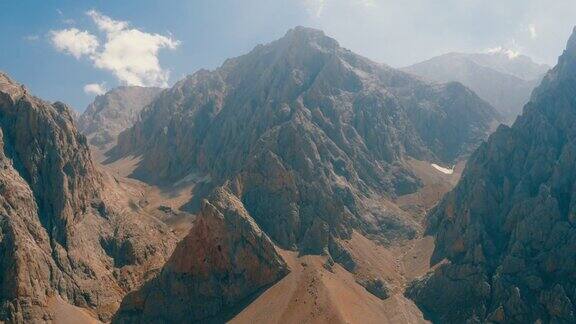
[
  {"xmin": 2, "ymin": 24, "xmax": 575, "ymax": 324},
  {"xmin": 403, "ymin": 50, "xmax": 550, "ymax": 122}
]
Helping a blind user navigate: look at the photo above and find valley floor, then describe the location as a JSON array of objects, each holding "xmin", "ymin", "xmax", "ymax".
[
  {"xmin": 231, "ymin": 234, "xmax": 435, "ymax": 324},
  {"xmin": 82, "ymin": 147, "xmax": 462, "ymax": 323}
]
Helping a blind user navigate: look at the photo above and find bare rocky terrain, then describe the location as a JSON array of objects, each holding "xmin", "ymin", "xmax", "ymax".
[
  {"xmin": 0, "ymin": 73, "xmax": 175, "ymax": 323},
  {"xmin": 78, "ymin": 86, "xmax": 161, "ymax": 151},
  {"xmin": 407, "ymin": 28, "xmax": 576, "ymax": 323},
  {"xmin": 111, "ymin": 26, "xmax": 499, "ymax": 253},
  {"xmin": 108, "ymin": 26, "xmax": 499, "ymax": 323},
  {"xmin": 4, "ymin": 24, "xmax": 567, "ymax": 324}
]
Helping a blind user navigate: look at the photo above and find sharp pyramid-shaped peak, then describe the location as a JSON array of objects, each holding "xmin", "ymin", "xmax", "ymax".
[
  {"xmin": 278, "ymin": 26, "xmax": 340, "ymax": 51},
  {"xmin": 284, "ymin": 26, "xmax": 330, "ymax": 40}
]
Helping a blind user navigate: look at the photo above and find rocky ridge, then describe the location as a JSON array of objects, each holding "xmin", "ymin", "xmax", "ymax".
[
  {"xmin": 403, "ymin": 51, "xmax": 549, "ymax": 121},
  {"xmin": 407, "ymin": 28, "xmax": 576, "ymax": 323},
  {"xmin": 78, "ymin": 86, "xmax": 161, "ymax": 149},
  {"xmin": 0, "ymin": 72, "xmax": 175, "ymax": 322}
]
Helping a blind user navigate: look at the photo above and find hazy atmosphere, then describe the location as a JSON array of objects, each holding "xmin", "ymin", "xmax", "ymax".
[
  {"xmin": 1, "ymin": 0, "xmax": 575, "ymax": 109},
  {"xmin": 2, "ymin": 2, "xmax": 576, "ymax": 323}
]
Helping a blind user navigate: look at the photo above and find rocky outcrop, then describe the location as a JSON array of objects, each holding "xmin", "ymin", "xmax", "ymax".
[
  {"xmin": 113, "ymin": 187, "xmax": 288, "ymax": 323},
  {"xmin": 112, "ymin": 27, "xmax": 499, "ymax": 254},
  {"xmin": 0, "ymin": 72, "xmax": 175, "ymax": 322},
  {"xmin": 78, "ymin": 86, "xmax": 161, "ymax": 149},
  {"xmin": 403, "ymin": 51, "xmax": 549, "ymax": 121},
  {"xmin": 407, "ymin": 28, "xmax": 576, "ymax": 323}
]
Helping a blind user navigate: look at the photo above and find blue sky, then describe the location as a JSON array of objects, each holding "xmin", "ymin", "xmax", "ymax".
[{"xmin": 1, "ymin": 0, "xmax": 575, "ymax": 111}]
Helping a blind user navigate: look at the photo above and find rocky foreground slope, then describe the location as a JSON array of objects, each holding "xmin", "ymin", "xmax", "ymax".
[
  {"xmin": 404, "ymin": 51, "xmax": 549, "ymax": 121},
  {"xmin": 78, "ymin": 86, "xmax": 161, "ymax": 149},
  {"xmin": 407, "ymin": 28, "xmax": 576, "ymax": 323},
  {"xmin": 0, "ymin": 72, "xmax": 175, "ymax": 322},
  {"xmin": 114, "ymin": 187, "xmax": 289, "ymax": 322}
]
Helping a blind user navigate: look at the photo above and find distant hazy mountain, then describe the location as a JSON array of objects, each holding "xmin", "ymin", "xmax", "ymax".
[
  {"xmin": 112, "ymin": 26, "xmax": 499, "ymax": 322},
  {"xmin": 78, "ymin": 86, "xmax": 161, "ymax": 149},
  {"xmin": 407, "ymin": 29, "xmax": 576, "ymax": 323},
  {"xmin": 403, "ymin": 50, "xmax": 550, "ymax": 121}
]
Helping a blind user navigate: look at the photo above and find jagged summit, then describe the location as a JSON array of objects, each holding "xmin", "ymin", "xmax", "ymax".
[
  {"xmin": 0, "ymin": 71, "xmax": 26, "ymax": 102},
  {"xmin": 282, "ymin": 25, "xmax": 339, "ymax": 49},
  {"xmin": 565, "ymin": 26, "xmax": 576, "ymax": 55}
]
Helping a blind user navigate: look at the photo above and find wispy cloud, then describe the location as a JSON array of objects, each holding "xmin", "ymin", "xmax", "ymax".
[
  {"xmin": 50, "ymin": 11, "xmax": 179, "ymax": 87},
  {"xmin": 23, "ymin": 35, "xmax": 39, "ymax": 42},
  {"xmin": 302, "ymin": 0, "xmax": 326, "ymax": 17},
  {"xmin": 301, "ymin": 0, "xmax": 375, "ymax": 18},
  {"xmin": 83, "ymin": 83, "xmax": 107, "ymax": 96}
]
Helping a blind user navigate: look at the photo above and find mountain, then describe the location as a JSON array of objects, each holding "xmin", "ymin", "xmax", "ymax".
[
  {"xmin": 0, "ymin": 72, "xmax": 175, "ymax": 322},
  {"xmin": 112, "ymin": 26, "xmax": 498, "ymax": 248},
  {"xmin": 407, "ymin": 28, "xmax": 576, "ymax": 323},
  {"xmin": 110, "ymin": 27, "xmax": 499, "ymax": 321},
  {"xmin": 403, "ymin": 50, "xmax": 550, "ymax": 121},
  {"xmin": 78, "ymin": 86, "xmax": 161, "ymax": 150}
]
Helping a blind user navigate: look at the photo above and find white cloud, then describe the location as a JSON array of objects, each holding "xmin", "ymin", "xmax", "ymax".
[
  {"xmin": 50, "ymin": 28, "xmax": 99, "ymax": 59},
  {"xmin": 83, "ymin": 83, "xmax": 107, "ymax": 96},
  {"xmin": 528, "ymin": 24, "xmax": 538, "ymax": 39},
  {"xmin": 485, "ymin": 46, "xmax": 520, "ymax": 59},
  {"xmin": 50, "ymin": 11, "xmax": 179, "ymax": 87}
]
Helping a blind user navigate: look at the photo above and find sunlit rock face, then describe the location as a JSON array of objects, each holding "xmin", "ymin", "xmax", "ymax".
[
  {"xmin": 78, "ymin": 86, "xmax": 161, "ymax": 149},
  {"xmin": 113, "ymin": 187, "xmax": 289, "ymax": 323},
  {"xmin": 0, "ymin": 72, "xmax": 175, "ymax": 322},
  {"xmin": 407, "ymin": 28, "xmax": 576, "ymax": 324}
]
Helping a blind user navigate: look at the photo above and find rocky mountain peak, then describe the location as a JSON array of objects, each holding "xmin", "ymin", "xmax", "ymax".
[
  {"xmin": 78, "ymin": 85, "xmax": 161, "ymax": 149},
  {"xmin": 565, "ymin": 26, "xmax": 576, "ymax": 55},
  {"xmin": 0, "ymin": 71, "xmax": 27, "ymax": 103},
  {"xmin": 282, "ymin": 26, "xmax": 339, "ymax": 51},
  {"xmin": 112, "ymin": 27, "xmax": 498, "ymax": 258}
]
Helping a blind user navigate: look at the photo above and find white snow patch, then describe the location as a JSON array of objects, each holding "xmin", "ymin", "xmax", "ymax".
[{"xmin": 431, "ymin": 163, "xmax": 454, "ymax": 175}]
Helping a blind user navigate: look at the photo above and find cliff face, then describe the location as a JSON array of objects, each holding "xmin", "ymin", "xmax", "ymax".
[
  {"xmin": 78, "ymin": 86, "xmax": 161, "ymax": 149},
  {"xmin": 0, "ymin": 73, "xmax": 175, "ymax": 322},
  {"xmin": 112, "ymin": 27, "xmax": 499, "ymax": 253},
  {"xmin": 404, "ymin": 52, "xmax": 549, "ymax": 121},
  {"xmin": 407, "ymin": 28, "xmax": 576, "ymax": 323},
  {"xmin": 114, "ymin": 187, "xmax": 288, "ymax": 323}
]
